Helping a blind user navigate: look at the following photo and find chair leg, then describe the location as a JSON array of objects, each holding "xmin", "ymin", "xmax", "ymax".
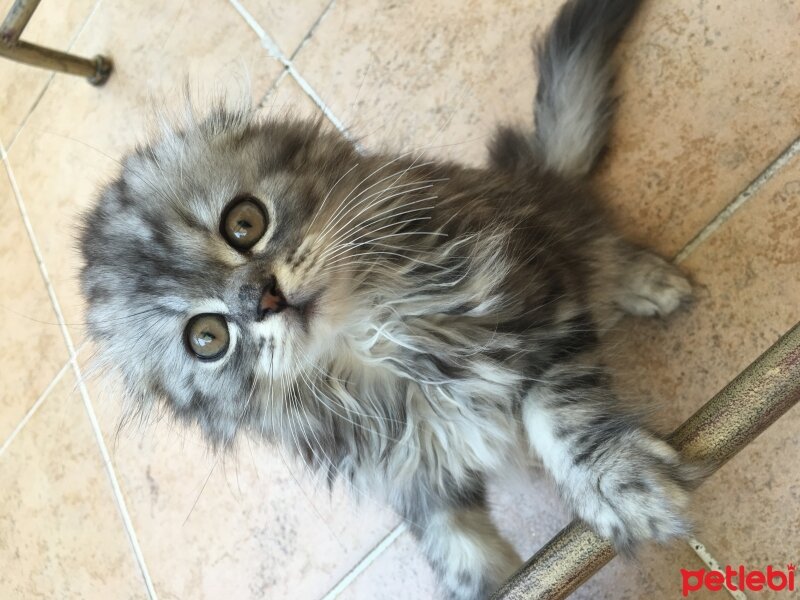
[
  {"xmin": 1, "ymin": 0, "xmax": 43, "ymax": 45},
  {"xmin": 0, "ymin": 40, "xmax": 112, "ymax": 85}
]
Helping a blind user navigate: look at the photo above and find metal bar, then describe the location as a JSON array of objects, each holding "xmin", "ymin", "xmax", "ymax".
[
  {"xmin": 0, "ymin": 40, "xmax": 112, "ymax": 85},
  {"xmin": 0, "ymin": 0, "xmax": 42, "ymax": 46},
  {"xmin": 493, "ymin": 322, "xmax": 800, "ymax": 600}
]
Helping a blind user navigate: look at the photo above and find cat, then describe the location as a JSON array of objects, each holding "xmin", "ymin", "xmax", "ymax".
[{"xmin": 79, "ymin": 0, "xmax": 701, "ymax": 598}]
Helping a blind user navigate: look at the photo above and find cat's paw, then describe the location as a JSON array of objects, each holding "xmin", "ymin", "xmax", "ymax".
[
  {"xmin": 573, "ymin": 433, "xmax": 696, "ymax": 553},
  {"xmin": 619, "ymin": 252, "xmax": 693, "ymax": 318}
]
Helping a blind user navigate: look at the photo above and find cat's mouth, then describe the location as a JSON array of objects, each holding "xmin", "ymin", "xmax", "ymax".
[{"xmin": 284, "ymin": 289, "xmax": 322, "ymax": 325}]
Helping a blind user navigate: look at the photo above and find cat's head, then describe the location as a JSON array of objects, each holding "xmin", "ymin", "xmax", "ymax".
[{"xmin": 79, "ymin": 108, "xmax": 435, "ymax": 444}]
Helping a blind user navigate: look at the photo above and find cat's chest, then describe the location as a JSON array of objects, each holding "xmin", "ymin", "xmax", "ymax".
[{"xmin": 319, "ymin": 353, "xmax": 522, "ymax": 479}]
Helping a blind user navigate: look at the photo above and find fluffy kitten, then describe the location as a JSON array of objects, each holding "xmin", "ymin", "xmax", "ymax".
[{"xmin": 80, "ymin": 0, "xmax": 699, "ymax": 597}]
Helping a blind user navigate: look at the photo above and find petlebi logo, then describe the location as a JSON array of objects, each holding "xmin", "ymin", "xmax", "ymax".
[{"xmin": 681, "ymin": 564, "xmax": 796, "ymax": 596}]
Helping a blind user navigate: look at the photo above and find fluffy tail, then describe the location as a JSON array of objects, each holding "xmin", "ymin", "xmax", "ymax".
[{"xmin": 532, "ymin": 0, "xmax": 643, "ymax": 177}]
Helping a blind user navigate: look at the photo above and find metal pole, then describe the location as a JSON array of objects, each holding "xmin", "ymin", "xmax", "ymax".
[
  {"xmin": 0, "ymin": 0, "xmax": 42, "ymax": 45},
  {"xmin": 0, "ymin": 40, "xmax": 112, "ymax": 85},
  {"xmin": 0, "ymin": 0, "xmax": 112, "ymax": 85},
  {"xmin": 493, "ymin": 322, "xmax": 800, "ymax": 600}
]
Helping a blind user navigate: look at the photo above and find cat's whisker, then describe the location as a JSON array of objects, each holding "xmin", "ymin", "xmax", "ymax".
[
  {"xmin": 293, "ymin": 346, "xmax": 409, "ymax": 434},
  {"xmin": 303, "ymin": 176, "xmax": 442, "ymax": 272},
  {"xmin": 318, "ymin": 185, "xmax": 438, "ymax": 254},
  {"xmin": 40, "ymin": 130, "xmax": 124, "ymax": 167},
  {"xmin": 306, "ymin": 162, "xmax": 360, "ymax": 233},
  {"xmin": 318, "ymin": 196, "xmax": 435, "ymax": 260},
  {"xmin": 289, "ymin": 366, "xmax": 412, "ymax": 533},
  {"xmin": 280, "ymin": 374, "xmax": 343, "ymax": 523},
  {"xmin": 318, "ymin": 184, "xmax": 432, "ymax": 249},
  {"xmin": 324, "ymin": 225, "xmax": 447, "ymax": 265},
  {"xmin": 315, "ymin": 162, "xmax": 436, "ymax": 242},
  {"xmin": 181, "ymin": 456, "xmax": 219, "ymax": 526},
  {"xmin": 321, "ymin": 199, "xmax": 438, "ymax": 259},
  {"xmin": 315, "ymin": 156, "xmax": 412, "ymax": 237},
  {"xmin": 261, "ymin": 368, "xmax": 341, "ymax": 544},
  {"xmin": 320, "ymin": 236, "xmax": 412, "ymax": 269},
  {"xmin": 0, "ymin": 305, "xmax": 164, "ymax": 328},
  {"xmin": 320, "ymin": 250, "xmax": 445, "ymax": 276},
  {"xmin": 320, "ymin": 230, "xmax": 436, "ymax": 268},
  {"xmin": 293, "ymin": 381, "xmax": 340, "ymax": 483}
]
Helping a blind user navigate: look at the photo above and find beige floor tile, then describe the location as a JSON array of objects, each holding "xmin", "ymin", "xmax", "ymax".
[
  {"xmin": 293, "ymin": 0, "xmax": 800, "ymax": 255},
  {"xmin": 577, "ymin": 546, "xmax": 721, "ymax": 600},
  {"xmin": 490, "ymin": 469, "xmax": 570, "ymax": 555},
  {"xmin": 5, "ymin": 0, "xmax": 283, "ymax": 346},
  {"xmin": 692, "ymin": 407, "xmax": 800, "ymax": 594},
  {"xmin": 338, "ymin": 528, "xmax": 714, "ymax": 599},
  {"xmin": 0, "ymin": 162, "xmax": 68, "ymax": 444},
  {"xmin": 609, "ymin": 154, "xmax": 800, "ymax": 432},
  {"xmin": 604, "ymin": 157, "xmax": 800, "ymax": 586},
  {"xmin": 237, "ymin": 0, "xmax": 331, "ymax": 56},
  {"xmin": 293, "ymin": 0, "xmax": 549, "ymax": 166},
  {"xmin": 338, "ymin": 471, "xmax": 714, "ymax": 599},
  {"xmin": 493, "ymin": 473, "xmax": 715, "ymax": 600},
  {"xmin": 258, "ymin": 72, "xmax": 324, "ymax": 121},
  {"xmin": 0, "ymin": 371, "xmax": 145, "ymax": 599},
  {"xmin": 88, "ymin": 366, "xmax": 399, "ymax": 599},
  {"xmin": 678, "ymin": 163, "xmax": 800, "ymax": 570},
  {"xmin": 500, "ymin": 470, "xmax": 710, "ymax": 600},
  {"xmin": 0, "ymin": 0, "xmax": 97, "ymax": 146},
  {"xmin": 336, "ymin": 531, "xmax": 439, "ymax": 600},
  {"xmin": 596, "ymin": 0, "xmax": 800, "ymax": 256}
]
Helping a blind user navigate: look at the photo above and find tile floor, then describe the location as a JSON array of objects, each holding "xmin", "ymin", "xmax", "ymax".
[{"xmin": 1, "ymin": 1, "xmax": 798, "ymax": 598}]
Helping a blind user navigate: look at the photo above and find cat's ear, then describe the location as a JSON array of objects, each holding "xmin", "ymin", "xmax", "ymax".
[
  {"xmin": 279, "ymin": 119, "xmax": 323, "ymax": 167},
  {"xmin": 272, "ymin": 116, "xmax": 351, "ymax": 170}
]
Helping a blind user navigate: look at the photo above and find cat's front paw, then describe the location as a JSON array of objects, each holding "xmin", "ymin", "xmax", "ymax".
[{"xmin": 574, "ymin": 433, "xmax": 697, "ymax": 553}]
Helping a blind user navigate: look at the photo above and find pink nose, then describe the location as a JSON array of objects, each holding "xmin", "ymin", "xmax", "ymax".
[{"xmin": 258, "ymin": 280, "xmax": 287, "ymax": 318}]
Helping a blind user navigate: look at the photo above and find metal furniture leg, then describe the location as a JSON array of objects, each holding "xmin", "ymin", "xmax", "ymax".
[
  {"xmin": 1, "ymin": 0, "xmax": 112, "ymax": 85},
  {"xmin": 493, "ymin": 322, "xmax": 800, "ymax": 600}
]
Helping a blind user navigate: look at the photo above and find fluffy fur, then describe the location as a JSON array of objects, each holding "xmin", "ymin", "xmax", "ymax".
[{"xmin": 80, "ymin": 0, "xmax": 700, "ymax": 598}]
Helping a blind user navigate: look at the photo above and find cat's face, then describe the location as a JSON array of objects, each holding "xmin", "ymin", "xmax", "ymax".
[{"xmin": 80, "ymin": 111, "xmax": 387, "ymax": 443}]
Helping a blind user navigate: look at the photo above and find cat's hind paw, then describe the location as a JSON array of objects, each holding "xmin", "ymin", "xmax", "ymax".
[{"xmin": 618, "ymin": 252, "xmax": 693, "ymax": 318}]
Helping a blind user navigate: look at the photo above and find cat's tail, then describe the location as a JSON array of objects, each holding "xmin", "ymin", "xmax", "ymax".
[{"xmin": 531, "ymin": 0, "xmax": 643, "ymax": 178}]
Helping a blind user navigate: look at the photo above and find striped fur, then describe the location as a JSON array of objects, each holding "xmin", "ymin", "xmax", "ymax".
[{"xmin": 79, "ymin": 0, "xmax": 699, "ymax": 598}]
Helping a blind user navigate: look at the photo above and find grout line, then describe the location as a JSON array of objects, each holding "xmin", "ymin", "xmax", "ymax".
[
  {"xmin": 227, "ymin": 0, "xmax": 285, "ymax": 62},
  {"xmin": 1, "ymin": 150, "xmax": 158, "ymax": 600},
  {"xmin": 227, "ymin": 0, "xmax": 352, "ymax": 139},
  {"xmin": 256, "ymin": 68, "xmax": 290, "ymax": 111},
  {"xmin": 320, "ymin": 523, "xmax": 408, "ymax": 600},
  {"xmin": 285, "ymin": 64, "xmax": 351, "ymax": 135},
  {"xmin": 674, "ymin": 135, "xmax": 800, "ymax": 264},
  {"xmin": 288, "ymin": 0, "xmax": 337, "ymax": 60},
  {"xmin": 247, "ymin": 0, "xmax": 339, "ymax": 117},
  {"xmin": 6, "ymin": 0, "xmax": 104, "ymax": 152},
  {"xmin": 0, "ymin": 360, "xmax": 71, "ymax": 458},
  {"xmin": 6, "ymin": 74, "xmax": 55, "ymax": 151},
  {"xmin": 70, "ymin": 360, "xmax": 159, "ymax": 599},
  {"xmin": 687, "ymin": 537, "xmax": 749, "ymax": 600}
]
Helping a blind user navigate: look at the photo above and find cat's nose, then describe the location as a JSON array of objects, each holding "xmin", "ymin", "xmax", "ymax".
[{"xmin": 258, "ymin": 277, "xmax": 287, "ymax": 319}]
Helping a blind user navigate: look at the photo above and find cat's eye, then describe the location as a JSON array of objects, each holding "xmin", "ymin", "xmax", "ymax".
[
  {"xmin": 185, "ymin": 314, "xmax": 229, "ymax": 361},
  {"xmin": 220, "ymin": 196, "xmax": 268, "ymax": 251}
]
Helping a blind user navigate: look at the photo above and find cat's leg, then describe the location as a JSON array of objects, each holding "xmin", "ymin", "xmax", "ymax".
[
  {"xmin": 615, "ymin": 246, "xmax": 693, "ymax": 318},
  {"xmin": 400, "ymin": 479, "xmax": 522, "ymax": 600},
  {"xmin": 521, "ymin": 359, "xmax": 699, "ymax": 553}
]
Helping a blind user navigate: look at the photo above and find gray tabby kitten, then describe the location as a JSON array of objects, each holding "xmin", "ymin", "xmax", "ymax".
[{"xmin": 80, "ymin": 0, "xmax": 700, "ymax": 597}]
